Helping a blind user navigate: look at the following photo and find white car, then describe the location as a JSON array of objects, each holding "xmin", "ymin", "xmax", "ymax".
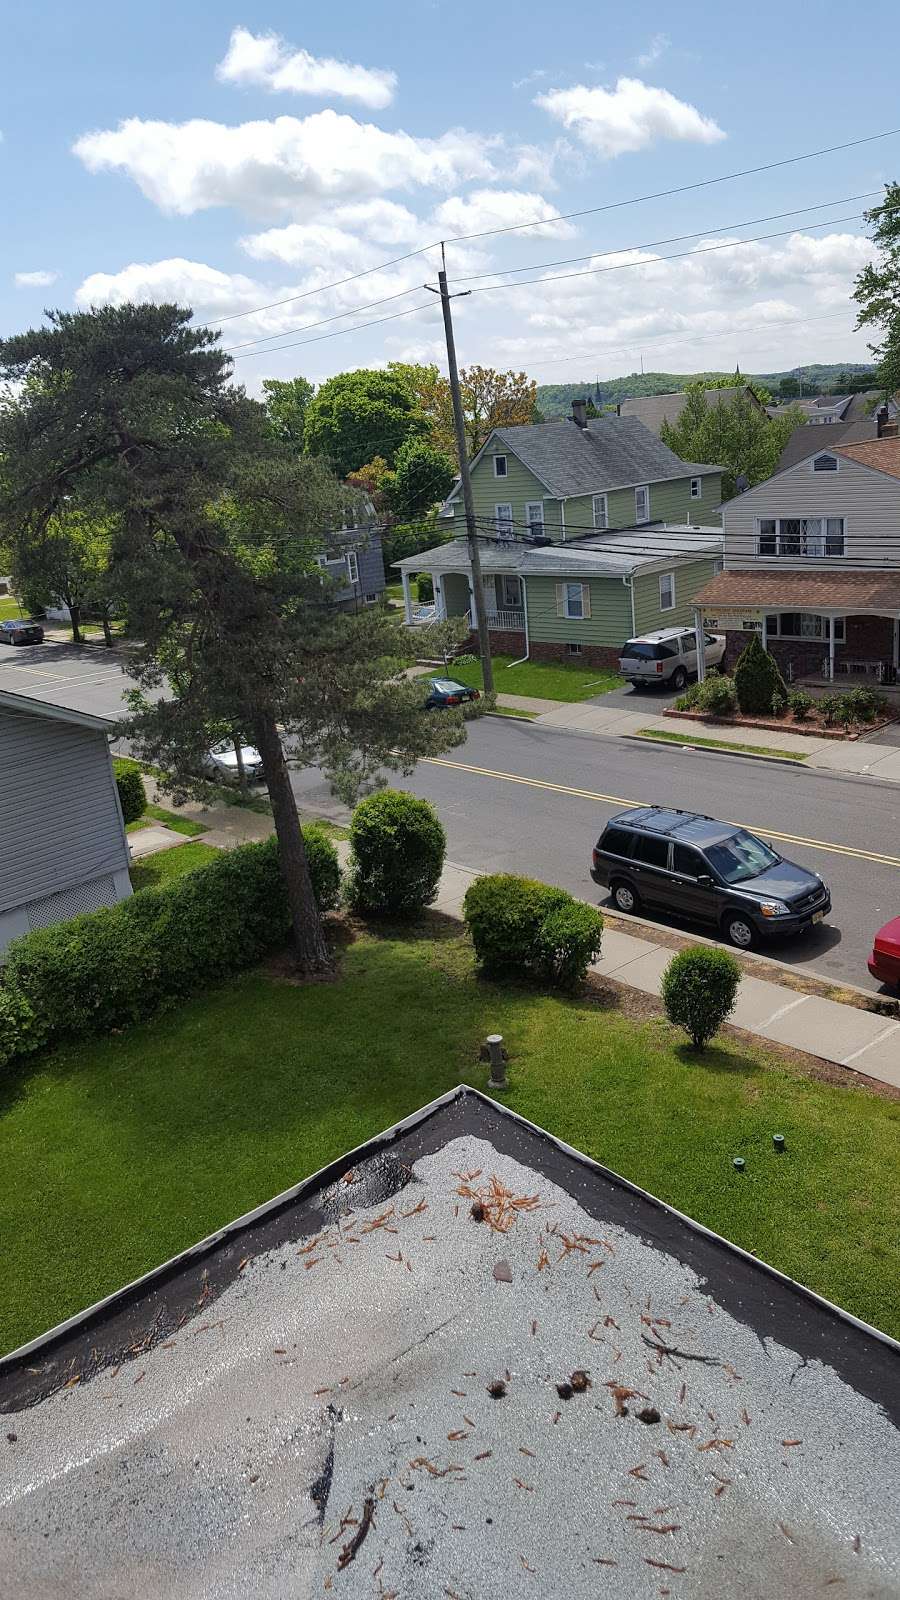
[
  {"xmin": 205, "ymin": 738, "xmax": 265, "ymax": 783},
  {"xmin": 619, "ymin": 627, "xmax": 726, "ymax": 690}
]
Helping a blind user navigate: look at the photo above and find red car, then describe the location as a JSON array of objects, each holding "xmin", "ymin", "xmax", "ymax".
[{"xmin": 867, "ymin": 917, "xmax": 900, "ymax": 989}]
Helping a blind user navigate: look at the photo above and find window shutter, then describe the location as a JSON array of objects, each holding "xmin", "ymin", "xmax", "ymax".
[
  {"xmin": 581, "ymin": 583, "xmax": 591, "ymax": 619},
  {"xmin": 556, "ymin": 583, "xmax": 565, "ymax": 617}
]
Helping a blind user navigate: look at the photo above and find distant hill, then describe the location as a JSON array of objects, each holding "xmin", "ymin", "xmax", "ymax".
[{"xmin": 536, "ymin": 364, "xmax": 878, "ymax": 417}]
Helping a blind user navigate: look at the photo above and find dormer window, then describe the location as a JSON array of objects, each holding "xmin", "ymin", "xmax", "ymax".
[
  {"xmin": 493, "ymin": 454, "xmax": 508, "ymax": 478},
  {"xmin": 813, "ymin": 453, "xmax": 838, "ymax": 471}
]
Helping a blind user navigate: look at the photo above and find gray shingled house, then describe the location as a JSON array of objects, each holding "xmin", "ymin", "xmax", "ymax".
[{"xmin": 0, "ymin": 688, "xmax": 132, "ymax": 956}]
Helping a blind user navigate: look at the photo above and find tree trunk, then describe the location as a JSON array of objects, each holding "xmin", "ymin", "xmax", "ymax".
[
  {"xmin": 232, "ymin": 734, "xmax": 248, "ymax": 797},
  {"xmin": 70, "ymin": 604, "xmax": 82, "ymax": 644},
  {"xmin": 101, "ymin": 613, "xmax": 113, "ymax": 647},
  {"xmin": 251, "ymin": 705, "xmax": 331, "ymax": 972}
]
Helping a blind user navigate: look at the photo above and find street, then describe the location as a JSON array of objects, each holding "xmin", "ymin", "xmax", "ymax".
[{"xmin": 291, "ymin": 715, "xmax": 900, "ymax": 993}]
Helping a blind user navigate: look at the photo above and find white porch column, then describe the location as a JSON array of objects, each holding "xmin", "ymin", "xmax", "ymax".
[
  {"xmin": 434, "ymin": 576, "xmax": 444, "ymax": 619},
  {"xmin": 893, "ymin": 617, "xmax": 900, "ymax": 672},
  {"xmin": 401, "ymin": 568, "xmax": 413, "ymax": 624},
  {"xmin": 828, "ymin": 617, "xmax": 836, "ymax": 682},
  {"xmin": 694, "ymin": 608, "xmax": 706, "ymax": 682},
  {"xmin": 761, "ymin": 613, "xmax": 767, "ymax": 651}
]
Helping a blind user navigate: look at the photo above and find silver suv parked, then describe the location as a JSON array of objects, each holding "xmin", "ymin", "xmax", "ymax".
[{"xmin": 619, "ymin": 627, "xmax": 726, "ymax": 690}]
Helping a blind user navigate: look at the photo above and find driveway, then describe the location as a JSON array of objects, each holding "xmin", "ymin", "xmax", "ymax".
[{"xmin": 591, "ymin": 680, "xmax": 682, "ymax": 711}]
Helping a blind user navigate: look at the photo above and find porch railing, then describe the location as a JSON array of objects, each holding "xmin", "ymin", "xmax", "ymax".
[{"xmin": 467, "ymin": 608, "xmax": 525, "ymax": 631}]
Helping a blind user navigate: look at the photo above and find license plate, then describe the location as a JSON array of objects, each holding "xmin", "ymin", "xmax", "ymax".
[{"xmin": 812, "ymin": 910, "xmax": 825, "ymax": 924}]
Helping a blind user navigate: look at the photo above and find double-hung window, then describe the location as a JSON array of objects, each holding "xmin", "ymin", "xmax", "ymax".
[
  {"xmin": 757, "ymin": 517, "xmax": 845, "ymax": 557},
  {"xmin": 592, "ymin": 493, "xmax": 608, "ymax": 531},
  {"xmin": 345, "ymin": 550, "xmax": 359, "ymax": 584},
  {"xmin": 557, "ymin": 581, "xmax": 590, "ymax": 620},
  {"xmin": 494, "ymin": 502, "xmax": 514, "ymax": 536},
  {"xmin": 659, "ymin": 571, "xmax": 675, "ymax": 611},
  {"xmin": 690, "ymin": 477, "xmax": 702, "ymax": 500},
  {"xmin": 634, "ymin": 485, "xmax": 650, "ymax": 523},
  {"xmin": 493, "ymin": 454, "xmax": 508, "ymax": 478},
  {"xmin": 525, "ymin": 500, "xmax": 545, "ymax": 536},
  {"xmin": 502, "ymin": 575, "xmax": 522, "ymax": 608}
]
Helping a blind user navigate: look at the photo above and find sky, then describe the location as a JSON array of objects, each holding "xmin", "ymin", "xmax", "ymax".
[{"xmin": 3, "ymin": 0, "xmax": 899, "ymax": 395}]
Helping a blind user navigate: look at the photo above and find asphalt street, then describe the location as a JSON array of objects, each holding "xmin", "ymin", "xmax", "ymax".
[
  {"xmin": 291, "ymin": 715, "xmax": 900, "ymax": 993},
  {"xmin": 4, "ymin": 642, "xmax": 898, "ymax": 992}
]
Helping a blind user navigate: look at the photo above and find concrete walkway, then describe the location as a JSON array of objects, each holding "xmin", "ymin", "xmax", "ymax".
[
  {"xmin": 144, "ymin": 779, "xmax": 274, "ymax": 848},
  {"xmin": 531, "ymin": 699, "xmax": 900, "ymax": 780},
  {"xmin": 430, "ymin": 857, "xmax": 900, "ymax": 1091}
]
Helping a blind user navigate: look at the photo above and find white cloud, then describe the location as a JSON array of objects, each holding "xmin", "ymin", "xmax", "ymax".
[
  {"xmin": 512, "ymin": 69, "xmax": 548, "ymax": 90},
  {"xmin": 330, "ymin": 199, "xmax": 422, "ymax": 244},
  {"xmin": 637, "ymin": 33, "xmax": 670, "ymax": 68},
  {"xmin": 215, "ymin": 26, "xmax": 396, "ymax": 110},
  {"xmin": 14, "ymin": 269, "xmax": 59, "ymax": 287},
  {"xmin": 431, "ymin": 189, "xmax": 576, "ymax": 239},
  {"xmin": 535, "ymin": 77, "xmax": 724, "ymax": 158},
  {"xmin": 75, "ymin": 258, "xmax": 272, "ymax": 319},
  {"xmin": 73, "ymin": 111, "xmax": 500, "ymax": 217},
  {"xmin": 241, "ymin": 221, "xmax": 384, "ymax": 271}
]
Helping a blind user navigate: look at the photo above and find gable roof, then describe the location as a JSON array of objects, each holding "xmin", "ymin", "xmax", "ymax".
[
  {"xmin": 0, "ymin": 687, "xmax": 114, "ymax": 733},
  {"xmin": 4, "ymin": 1086, "xmax": 898, "ymax": 1596},
  {"xmin": 835, "ymin": 436, "xmax": 900, "ymax": 479},
  {"xmin": 616, "ymin": 385, "xmax": 762, "ymax": 434},
  {"xmin": 774, "ymin": 417, "xmax": 878, "ymax": 474},
  {"xmin": 460, "ymin": 415, "xmax": 720, "ymax": 500}
]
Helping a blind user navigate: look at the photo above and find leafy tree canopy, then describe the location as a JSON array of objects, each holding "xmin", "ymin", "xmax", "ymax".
[
  {"xmin": 302, "ymin": 367, "xmax": 428, "ymax": 477},
  {"xmin": 854, "ymin": 181, "xmax": 900, "ymax": 397},
  {"xmin": 660, "ymin": 385, "xmax": 805, "ymax": 499},
  {"xmin": 262, "ymin": 375, "xmax": 315, "ymax": 451}
]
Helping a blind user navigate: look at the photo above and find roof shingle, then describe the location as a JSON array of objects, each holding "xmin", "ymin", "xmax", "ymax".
[
  {"xmin": 694, "ymin": 568, "xmax": 900, "ymax": 612},
  {"xmin": 487, "ymin": 415, "xmax": 721, "ymax": 497},
  {"xmin": 835, "ymin": 437, "xmax": 900, "ymax": 479}
]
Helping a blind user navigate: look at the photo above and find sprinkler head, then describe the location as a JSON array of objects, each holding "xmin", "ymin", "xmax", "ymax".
[
  {"xmin": 773, "ymin": 1134, "xmax": 785, "ymax": 1152},
  {"xmin": 733, "ymin": 1157, "xmax": 745, "ymax": 1171}
]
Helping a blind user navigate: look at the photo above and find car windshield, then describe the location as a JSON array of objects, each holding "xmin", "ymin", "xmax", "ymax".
[
  {"xmin": 431, "ymin": 680, "xmax": 463, "ymax": 693},
  {"xmin": 705, "ymin": 830, "xmax": 780, "ymax": 884}
]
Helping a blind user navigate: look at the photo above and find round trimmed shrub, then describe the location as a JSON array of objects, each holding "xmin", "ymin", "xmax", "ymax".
[
  {"xmin": 114, "ymin": 760, "xmax": 146, "ymax": 824},
  {"xmin": 733, "ymin": 633, "xmax": 788, "ymax": 715},
  {"xmin": 347, "ymin": 789, "xmax": 446, "ymax": 918},
  {"xmin": 661, "ymin": 946, "xmax": 741, "ymax": 1050},
  {"xmin": 463, "ymin": 874, "xmax": 569, "ymax": 976},
  {"xmin": 535, "ymin": 900, "xmax": 604, "ymax": 989},
  {"xmin": 696, "ymin": 673, "xmax": 737, "ymax": 716},
  {"xmin": 788, "ymin": 689, "xmax": 813, "ymax": 722}
]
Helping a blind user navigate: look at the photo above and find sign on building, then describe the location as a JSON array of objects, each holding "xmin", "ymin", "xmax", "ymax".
[{"xmin": 702, "ymin": 608, "xmax": 763, "ymax": 632}]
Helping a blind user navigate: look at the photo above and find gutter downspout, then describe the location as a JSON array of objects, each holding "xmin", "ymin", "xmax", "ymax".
[
  {"xmin": 509, "ymin": 576, "xmax": 530, "ymax": 667},
  {"xmin": 623, "ymin": 574, "xmax": 635, "ymax": 635}
]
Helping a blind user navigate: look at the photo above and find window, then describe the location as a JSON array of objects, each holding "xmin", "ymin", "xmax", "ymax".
[
  {"xmin": 364, "ymin": 592, "xmax": 379, "ymax": 605},
  {"xmin": 592, "ymin": 493, "xmax": 608, "ymax": 530},
  {"xmin": 564, "ymin": 582, "xmax": 584, "ymax": 619},
  {"xmin": 756, "ymin": 516, "xmax": 845, "ymax": 557},
  {"xmin": 672, "ymin": 843, "xmax": 703, "ymax": 877},
  {"xmin": 494, "ymin": 503, "xmax": 514, "ymax": 536},
  {"xmin": 690, "ymin": 477, "xmax": 702, "ymax": 500},
  {"xmin": 314, "ymin": 554, "xmax": 328, "ymax": 569},
  {"xmin": 600, "ymin": 826, "xmax": 633, "ymax": 857},
  {"xmin": 525, "ymin": 501, "xmax": 545, "ymax": 535},
  {"xmin": 705, "ymin": 830, "xmax": 780, "ymax": 885},
  {"xmin": 502, "ymin": 575, "xmax": 522, "ymax": 608},
  {"xmin": 813, "ymin": 453, "xmax": 838, "ymax": 472},
  {"xmin": 679, "ymin": 632, "xmax": 696, "ymax": 653},
  {"xmin": 632, "ymin": 834, "xmax": 670, "ymax": 870},
  {"xmin": 635, "ymin": 485, "xmax": 650, "ymax": 523},
  {"xmin": 345, "ymin": 550, "xmax": 359, "ymax": 584},
  {"xmin": 659, "ymin": 571, "xmax": 675, "ymax": 611},
  {"xmin": 567, "ymin": 642, "xmax": 583, "ymax": 657},
  {"xmin": 764, "ymin": 614, "xmax": 845, "ymax": 642},
  {"xmin": 493, "ymin": 454, "xmax": 508, "ymax": 478}
]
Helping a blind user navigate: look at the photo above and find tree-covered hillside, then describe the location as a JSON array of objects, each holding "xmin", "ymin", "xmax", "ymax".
[{"xmin": 536, "ymin": 363, "xmax": 877, "ymax": 417}]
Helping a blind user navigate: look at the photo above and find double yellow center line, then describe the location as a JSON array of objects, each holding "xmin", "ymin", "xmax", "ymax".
[{"xmin": 421, "ymin": 756, "xmax": 900, "ymax": 871}]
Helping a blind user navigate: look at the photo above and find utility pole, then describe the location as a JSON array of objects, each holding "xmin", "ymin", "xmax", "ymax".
[{"xmin": 426, "ymin": 252, "xmax": 494, "ymax": 695}]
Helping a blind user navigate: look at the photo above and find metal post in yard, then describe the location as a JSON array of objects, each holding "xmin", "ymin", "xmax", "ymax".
[
  {"xmin": 694, "ymin": 608, "xmax": 706, "ymax": 682},
  {"xmin": 486, "ymin": 1035, "xmax": 508, "ymax": 1091}
]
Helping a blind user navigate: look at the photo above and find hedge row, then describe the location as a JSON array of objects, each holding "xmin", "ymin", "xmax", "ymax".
[{"xmin": 0, "ymin": 827, "xmax": 339, "ymax": 1069}]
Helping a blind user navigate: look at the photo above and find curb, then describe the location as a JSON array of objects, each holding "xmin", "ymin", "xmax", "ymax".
[{"xmin": 624, "ymin": 733, "xmax": 808, "ymax": 770}]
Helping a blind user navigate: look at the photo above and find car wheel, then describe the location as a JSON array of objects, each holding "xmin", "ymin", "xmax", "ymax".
[
  {"xmin": 611, "ymin": 879, "xmax": 639, "ymax": 915},
  {"xmin": 723, "ymin": 913, "xmax": 755, "ymax": 950},
  {"xmin": 671, "ymin": 666, "xmax": 688, "ymax": 690}
]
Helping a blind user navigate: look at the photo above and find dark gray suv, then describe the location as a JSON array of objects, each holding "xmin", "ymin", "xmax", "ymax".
[{"xmin": 590, "ymin": 806, "xmax": 831, "ymax": 949}]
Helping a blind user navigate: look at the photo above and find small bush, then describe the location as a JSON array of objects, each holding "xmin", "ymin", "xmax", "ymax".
[
  {"xmin": 661, "ymin": 946, "xmax": 741, "ymax": 1049},
  {"xmin": 818, "ymin": 692, "xmax": 841, "ymax": 726},
  {"xmin": 0, "ymin": 986, "xmax": 46, "ymax": 1070},
  {"xmin": 677, "ymin": 680, "xmax": 703, "ymax": 710},
  {"xmin": 534, "ymin": 900, "xmax": 604, "ymax": 989},
  {"xmin": 416, "ymin": 572, "xmax": 434, "ymax": 603},
  {"xmin": 733, "ymin": 634, "xmax": 788, "ymax": 715},
  {"xmin": 771, "ymin": 691, "xmax": 787, "ymax": 718},
  {"xmin": 844, "ymin": 685, "xmax": 878, "ymax": 723},
  {"xmin": 114, "ymin": 759, "xmax": 146, "ymax": 824},
  {"xmin": 695, "ymin": 673, "xmax": 737, "ymax": 716},
  {"xmin": 347, "ymin": 789, "xmax": 446, "ymax": 918},
  {"xmin": 301, "ymin": 824, "xmax": 342, "ymax": 911},
  {"xmin": 788, "ymin": 689, "xmax": 814, "ymax": 721},
  {"xmin": 464, "ymin": 873, "xmax": 600, "ymax": 989}
]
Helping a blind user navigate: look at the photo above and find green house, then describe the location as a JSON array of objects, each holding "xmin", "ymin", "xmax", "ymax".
[{"xmin": 396, "ymin": 408, "xmax": 723, "ymax": 666}]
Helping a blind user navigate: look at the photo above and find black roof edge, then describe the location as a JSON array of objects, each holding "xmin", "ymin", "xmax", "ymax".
[{"xmin": 3, "ymin": 1086, "xmax": 899, "ymax": 1424}]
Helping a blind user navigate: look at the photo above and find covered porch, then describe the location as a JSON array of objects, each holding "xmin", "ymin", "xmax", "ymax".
[{"xmin": 398, "ymin": 562, "xmax": 525, "ymax": 634}]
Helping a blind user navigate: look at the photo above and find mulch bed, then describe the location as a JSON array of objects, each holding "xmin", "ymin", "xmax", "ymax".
[{"xmin": 663, "ymin": 707, "xmax": 899, "ymax": 741}]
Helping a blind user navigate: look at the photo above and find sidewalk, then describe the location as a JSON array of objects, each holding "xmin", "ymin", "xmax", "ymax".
[
  {"xmin": 525, "ymin": 698, "xmax": 900, "ymax": 781},
  {"xmin": 430, "ymin": 857, "xmax": 900, "ymax": 1092},
  {"xmin": 144, "ymin": 778, "xmax": 274, "ymax": 848}
]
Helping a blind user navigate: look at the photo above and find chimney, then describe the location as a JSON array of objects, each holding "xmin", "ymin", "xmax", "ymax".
[
  {"xmin": 571, "ymin": 397, "xmax": 588, "ymax": 430},
  {"xmin": 876, "ymin": 406, "xmax": 897, "ymax": 438}
]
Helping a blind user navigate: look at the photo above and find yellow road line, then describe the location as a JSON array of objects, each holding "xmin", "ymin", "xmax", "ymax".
[{"xmin": 421, "ymin": 756, "xmax": 900, "ymax": 870}]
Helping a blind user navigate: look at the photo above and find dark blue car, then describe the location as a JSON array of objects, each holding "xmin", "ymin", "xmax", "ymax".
[
  {"xmin": 0, "ymin": 619, "xmax": 44, "ymax": 646},
  {"xmin": 424, "ymin": 677, "xmax": 481, "ymax": 710}
]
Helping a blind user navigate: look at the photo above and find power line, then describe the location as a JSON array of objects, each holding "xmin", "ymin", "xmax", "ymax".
[
  {"xmin": 194, "ymin": 127, "xmax": 900, "ymax": 331},
  {"xmin": 228, "ymin": 299, "xmax": 437, "ymax": 361},
  {"xmin": 223, "ymin": 282, "xmax": 427, "ymax": 353}
]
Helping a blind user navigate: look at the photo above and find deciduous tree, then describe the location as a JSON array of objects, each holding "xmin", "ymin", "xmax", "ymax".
[
  {"xmin": 660, "ymin": 385, "xmax": 805, "ymax": 499},
  {"xmin": 262, "ymin": 375, "xmax": 315, "ymax": 451},
  {"xmin": 853, "ymin": 182, "xmax": 900, "ymax": 397},
  {"xmin": 302, "ymin": 367, "xmax": 428, "ymax": 477}
]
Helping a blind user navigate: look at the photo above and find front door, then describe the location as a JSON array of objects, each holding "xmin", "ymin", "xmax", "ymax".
[
  {"xmin": 670, "ymin": 843, "xmax": 719, "ymax": 926},
  {"xmin": 482, "ymin": 575, "xmax": 498, "ymax": 616}
]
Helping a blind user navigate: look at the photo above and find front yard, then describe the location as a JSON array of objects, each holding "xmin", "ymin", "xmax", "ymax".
[
  {"xmin": 2, "ymin": 923, "xmax": 898, "ymax": 1355},
  {"xmin": 448, "ymin": 654, "xmax": 622, "ymax": 702}
]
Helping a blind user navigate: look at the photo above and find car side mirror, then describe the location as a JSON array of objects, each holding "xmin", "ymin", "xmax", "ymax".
[{"xmin": 697, "ymin": 874, "xmax": 714, "ymax": 887}]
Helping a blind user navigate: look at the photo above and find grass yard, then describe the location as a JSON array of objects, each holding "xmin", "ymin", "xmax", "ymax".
[
  {"xmin": 2, "ymin": 925, "xmax": 898, "ymax": 1355},
  {"xmin": 126, "ymin": 804, "xmax": 209, "ymax": 837},
  {"xmin": 637, "ymin": 729, "xmax": 808, "ymax": 762},
  {"xmin": 129, "ymin": 840, "xmax": 221, "ymax": 892},
  {"xmin": 0, "ymin": 596, "xmax": 25, "ymax": 621},
  {"xmin": 448, "ymin": 654, "xmax": 622, "ymax": 703}
]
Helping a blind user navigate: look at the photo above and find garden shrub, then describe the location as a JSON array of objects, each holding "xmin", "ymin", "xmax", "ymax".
[
  {"xmin": 675, "ymin": 680, "xmax": 702, "ymax": 710},
  {"xmin": 114, "ymin": 759, "xmax": 146, "ymax": 825},
  {"xmin": 661, "ymin": 946, "xmax": 741, "ymax": 1049},
  {"xmin": 788, "ymin": 689, "xmax": 813, "ymax": 721},
  {"xmin": 818, "ymin": 692, "xmax": 841, "ymax": 726},
  {"xmin": 534, "ymin": 900, "xmax": 604, "ymax": 989},
  {"xmin": 733, "ymin": 634, "xmax": 789, "ymax": 715},
  {"xmin": 1, "ymin": 829, "xmax": 340, "ymax": 1057},
  {"xmin": 0, "ymin": 986, "xmax": 46, "ymax": 1069},
  {"xmin": 695, "ymin": 673, "xmax": 737, "ymax": 716},
  {"xmin": 844, "ymin": 685, "xmax": 878, "ymax": 723},
  {"xmin": 464, "ymin": 873, "xmax": 601, "ymax": 989},
  {"xmin": 347, "ymin": 789, "xmax": 446, "ymax": 918},
  {"xmin": 771, "ymin": 691, "xmax": 787, "ymax": 718}
]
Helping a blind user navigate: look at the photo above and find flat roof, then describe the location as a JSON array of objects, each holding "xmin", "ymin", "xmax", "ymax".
[
  {"xmin": 2, "ymin": 1088, "xmax": 898, "ymax": 1597},
  {"xmin": 396, "ymin": 527, "xmax": 723, "ymax": 579}
]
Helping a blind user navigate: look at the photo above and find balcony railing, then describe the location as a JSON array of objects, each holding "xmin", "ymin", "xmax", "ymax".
[{"xmin": 468, "ymin": 608, "xmax": 525, "ymax": 631}]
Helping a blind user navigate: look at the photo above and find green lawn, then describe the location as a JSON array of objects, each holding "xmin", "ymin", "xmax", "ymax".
[
  {"xmin": 0, "ymin": 596, "xmax": 25, "ymax": 621},
  {"xmin": 129, "ymin": 840, "xmax": 221, "ymax": 892},
  {"xmin": 448, "ymin": 654, "xmax": 622, "ymax": 702},
  {"xmin": 637, "ymin": 728, "xmax": 808, "ymax": 762},
  {"xmin": 126, "ymin": 804, "xmax": 209, "ymax": 837},
  {"xmin": 2, "ymin": 927, "xmax": 898, "ymax": 1354}
]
